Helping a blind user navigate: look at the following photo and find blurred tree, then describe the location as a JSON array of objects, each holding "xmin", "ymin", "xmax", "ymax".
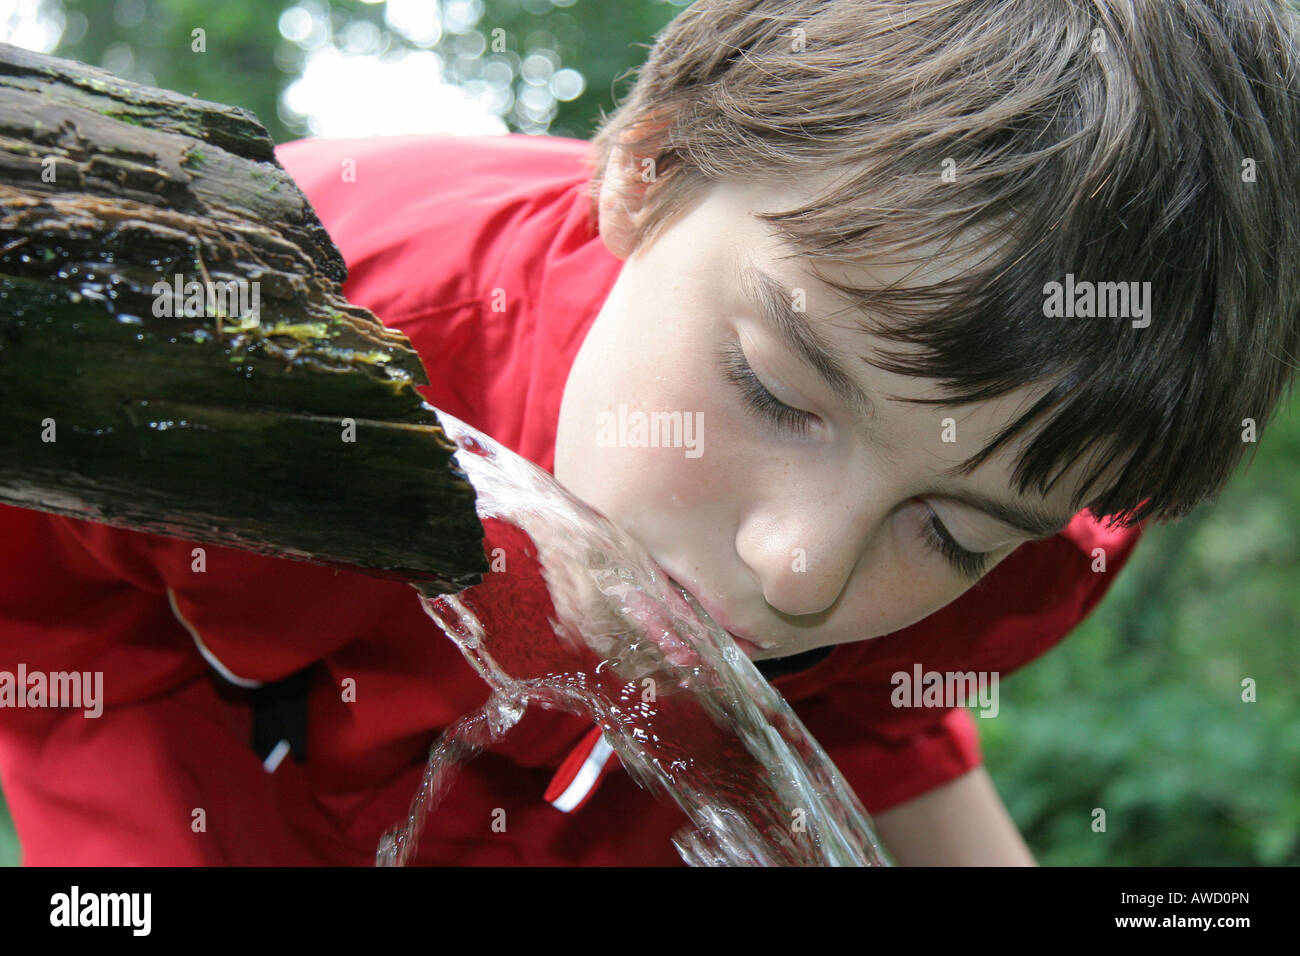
[
  {"xmin": 980, "ymin": 394, "xmax": 1300, "ymax": 866},
  {"xmin": 42, "ymin": 0, "xmax": 688, "ymax": 143},
  {"xmin": 54, "ymin": 0, "xmax": 291, "ymax": 138}
]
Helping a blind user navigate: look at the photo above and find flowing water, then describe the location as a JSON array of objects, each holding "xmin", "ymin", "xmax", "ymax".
[{"xmin": 375, "ymin": 409, "xmax": 889, "ymax": 867}]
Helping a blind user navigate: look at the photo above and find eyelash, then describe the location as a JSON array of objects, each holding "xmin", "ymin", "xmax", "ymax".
[
  {"xmin": 719, "ymin": 342, "xmax": 816, "ymax": 437},
  {"xmin": 920, "ymin": 503, "xmax": 992, "ymax": 583},
  {"xmin": 718, "ymin": 341, "xmax": 990, "ymax": 582}
]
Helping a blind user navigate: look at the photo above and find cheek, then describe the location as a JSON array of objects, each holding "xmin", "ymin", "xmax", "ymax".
[
  {"xmin": 853, "ymin": 536, "xmax": 1019, "ymax": 643},
  {"xmin": 555, "ymin": 319, "xmax": 732, "ymax": 526},
  {"xmin": 577, "ymin": 406, "xmax": 742, "ymax": 540},
  {"xmin": 848, "ymin": 564, "xmax": 959, "ymax": 642},
  {"xmin": 815, "ymin": 506, "xmax": 984, "ymax": 644}
]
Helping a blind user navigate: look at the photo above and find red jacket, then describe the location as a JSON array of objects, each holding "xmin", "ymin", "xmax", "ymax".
[{"xmin": 0, "ymin": 133, "xmax": 1145, "ymax": 865}]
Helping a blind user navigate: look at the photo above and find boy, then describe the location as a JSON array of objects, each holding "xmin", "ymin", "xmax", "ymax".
[{"xmin": 1, "ymin": 0, "xmax": 1296, "ymax": 865}]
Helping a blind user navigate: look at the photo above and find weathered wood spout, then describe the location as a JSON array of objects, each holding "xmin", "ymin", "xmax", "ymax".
[{"xmin": 0, "ymin": 42, "xmax": 487, "ymax": 593}]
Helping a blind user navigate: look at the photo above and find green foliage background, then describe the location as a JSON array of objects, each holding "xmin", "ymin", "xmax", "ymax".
[{"xmin": 0, "ymin": 0, "xmax": 1295, "ymax": 867}]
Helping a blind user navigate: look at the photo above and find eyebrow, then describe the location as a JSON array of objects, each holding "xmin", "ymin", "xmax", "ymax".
[
  {"xmin": 740, "ymin": 259, "xmax": 878, "ymax": 425},
  {"xmin": 739, "ymin": 258, "xmax": 1075, "ymax": 542},
  {"xmin": 932, "ymin": 489, "xmax": 1075, "ymax": 540}
]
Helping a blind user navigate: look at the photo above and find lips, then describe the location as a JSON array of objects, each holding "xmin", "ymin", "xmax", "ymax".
[
  {"xmin": 727, "ymin": 634, "xmax": 765, "ymax": 661},
  {"xmin": 657, "ymin": 566, "xmax": 773, "ymax": 658}
]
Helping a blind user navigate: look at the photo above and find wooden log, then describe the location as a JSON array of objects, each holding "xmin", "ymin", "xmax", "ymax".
[{"xmin": 0, "ymin": 42, "xmax": 487, "ymax": 593}]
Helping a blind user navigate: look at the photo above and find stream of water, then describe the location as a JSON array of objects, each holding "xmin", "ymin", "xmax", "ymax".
[{"xmin": 375, "ymin": 409, "xmax": 889, "ymax": 867}]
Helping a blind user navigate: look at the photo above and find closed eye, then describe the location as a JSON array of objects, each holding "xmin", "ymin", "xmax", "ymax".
[
  {"xmin": 718, "ymin": 340, "xmax": 818, "ymax": 437},
  {"xmin": 919, "ymin": 502, "xmax": 993, "ymax": 583}
]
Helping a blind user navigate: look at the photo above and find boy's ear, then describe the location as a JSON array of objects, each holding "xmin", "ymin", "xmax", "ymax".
[{"xmin": 596, "ymin": 119, "xmax": 668, "ymax": 261}]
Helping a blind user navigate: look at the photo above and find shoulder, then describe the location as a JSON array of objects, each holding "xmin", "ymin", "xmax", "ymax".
[
  {"xmin": 274, "ymin": 133, "xmax": 595, "ymax": 214},
  {"xmin": 272, "ymin": 133, "xmax": 596, "ymax": 325},
  {"xmin": 1059, "ymin": 510, "xmax": 1145, "ymax": 564}
]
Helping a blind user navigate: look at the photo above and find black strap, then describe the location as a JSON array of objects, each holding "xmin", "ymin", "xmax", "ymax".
[
  {"xmin": 755, "ymin": 644, "xmax": 835, "ymax": 681},
  {"xmin": 250, "ymin": 666, "xmax": 314, "ymax": 765}
]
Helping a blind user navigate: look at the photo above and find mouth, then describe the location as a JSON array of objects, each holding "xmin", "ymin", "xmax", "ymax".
[
  {"xmin": 727, "ymin": 633, "xmax": 766, "ymax": 661},
  {"xmin": 659, "ymin": 569, "xmax": 773, "ymax": 661}
]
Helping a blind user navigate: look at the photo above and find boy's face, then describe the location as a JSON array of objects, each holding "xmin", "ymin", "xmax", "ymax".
[{"xmin": 554, "ymin": 174, "xmax": 1091, "ymax": 662}]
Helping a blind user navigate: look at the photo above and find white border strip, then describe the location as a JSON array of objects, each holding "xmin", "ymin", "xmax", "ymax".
[
  {"xmin": 549, "ymin": 735, "xmax": 615, "ymax": 813},
  {"xmin": 262, "ymin": 739, "xmax": 292, "ymax": 773}
]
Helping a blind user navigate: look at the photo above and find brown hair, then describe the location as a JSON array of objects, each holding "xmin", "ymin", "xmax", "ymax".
[{"xmin": 583, "ymin": 0, "xmax": 1300, "ymax": 526}]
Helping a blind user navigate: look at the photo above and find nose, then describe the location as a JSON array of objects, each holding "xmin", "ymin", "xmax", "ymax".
[{"xmin": 735, "ymin": 476, "xmax": 883, "ymax": 619}]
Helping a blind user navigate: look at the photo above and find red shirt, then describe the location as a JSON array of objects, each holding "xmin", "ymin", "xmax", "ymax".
[{"xmin": 0, "ymin": 133, "xmax": 1145, "ymax": 865}]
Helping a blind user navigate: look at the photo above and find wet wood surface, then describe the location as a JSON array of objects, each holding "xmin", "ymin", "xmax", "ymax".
[{"xmin": 0, "ymin": 42, "xmax": 487, "ymax": 592}]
